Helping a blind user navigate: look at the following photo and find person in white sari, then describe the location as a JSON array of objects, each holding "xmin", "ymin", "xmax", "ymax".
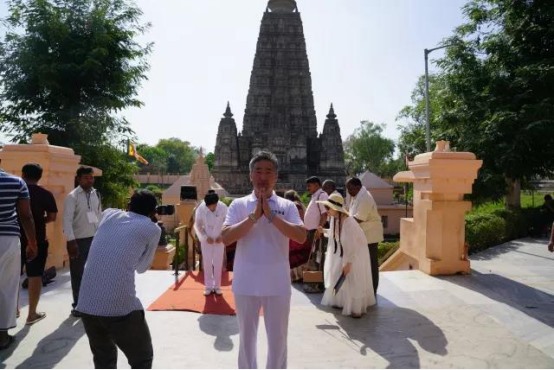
[
  {"xmin": 317, "ymin": 193, "xmax": 375, "ymax": 318},
  {"xmin": 194, "ymin": 191, "xmax": 228, "ymax": 296}
]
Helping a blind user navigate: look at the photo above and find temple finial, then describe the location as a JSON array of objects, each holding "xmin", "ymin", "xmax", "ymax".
[
  {"xmin": 224, "ymin": 101, "xmax": 233, "ymax": 118},
  {"xmin": 268, "ymin": 0, "xmax": 297, "ymax": 13},
  {"xmin": 327, "ymin": 103, "xmax": 336, "ymax": 119}
]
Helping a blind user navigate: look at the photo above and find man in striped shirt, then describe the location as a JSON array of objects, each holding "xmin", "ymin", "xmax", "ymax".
[
  {"xmin": 76, "ymin": 189, "xmax": 161, "ymax": 368},
  {"xmin": 0, "ymin": 165, "xmax": 37, "ymax": 350}
]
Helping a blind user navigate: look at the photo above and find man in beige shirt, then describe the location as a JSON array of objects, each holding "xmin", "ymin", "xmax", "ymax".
[
  {"xmin": 346, "ymin": 177, "xmax": 384, "ymax": 296},
  {"xmin": 63, "ymin": 166, "xmax": 102, "ymax": 317}
]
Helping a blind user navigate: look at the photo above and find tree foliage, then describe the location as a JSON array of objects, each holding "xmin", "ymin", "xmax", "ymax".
[
  {"xmin": 81, "ymin": 144, "xmax": 138, "ymax": 208},
  {"xmin": 136, "ymin": 138, "xmax": 197, "ymax": 174},
  {"xmin": 0, "ymin": 0, "xmax": 152, "ymax": 204},
  {"xmin": 136, "ymin": 144, "xmax": 168, "ymax": 174},
  {"xmin": 343, "ymin": 121, "xmax": 395, "ymax": 177},
  {"xmin": 396, "ymin": 75, "xmax": 445, "ymax": 158},
  {"xmin": 205, "ymin": 152, "xmax": 215, "ymax": 172},
  {"xmin": 157, "ymin": 138, "xmax": 197, "ymax": 174},
  {"xmin": 398, "ymin": 0, "xmax": 554, "ymax": 207}
]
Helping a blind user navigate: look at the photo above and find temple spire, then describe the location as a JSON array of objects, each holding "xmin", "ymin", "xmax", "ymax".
[
  {"xmin": 327, "ymin": 103, "xmax": 336, "ymax": 120},
  {"xmin": 224, "ymin": 101, "xmax": 233, "ymax": 118},
  {"xmin": 213, "ymin": 1, "xmax": 345, "ymax": 194}
]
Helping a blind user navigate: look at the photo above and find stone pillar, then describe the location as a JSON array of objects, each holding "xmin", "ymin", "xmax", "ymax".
[
  {"xmin": 0, "ymin": 133, "xmax": 82, "ymax": 268},
  {"xmin": 380, "ymin": 141, "xmax": 482, "ymax": 275}
]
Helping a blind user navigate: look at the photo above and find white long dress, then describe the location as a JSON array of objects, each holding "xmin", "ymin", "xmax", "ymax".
[{"xmin": 321, "ymin": 215, "xmax": 375, "ymax": 316}]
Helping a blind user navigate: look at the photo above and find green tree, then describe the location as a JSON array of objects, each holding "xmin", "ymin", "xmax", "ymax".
[
  {"xmin": 205, "ymin": 152, "xmax": 215, "ymax": 172},
  {"xmin": 156, "ymin": 138, "xmax": 197, "ymax": 174},
  {"xmin": 438, "ymin": 0, "xmax": 554, "ymax": 208},
  {"xmin": 396, "ymin": 75, "xmax": 445, "ymax": 158},
  {"xmin": 0, "ymin": 0, "xmax": 152, "ymax": 204},
  {"xmin": 399, "ymin": 0, "xmax": 554, "ymax": 207},
  {"xmin": 137, "ymin": 144, "xmax": 168, "ymax": 174},
  {"xmin": 343, "ymin": 121, "xmax": 395, "ymax": 177},
  {"xmin": 83, "ymin": 145, "xmax": 138, "ymax": 208}
]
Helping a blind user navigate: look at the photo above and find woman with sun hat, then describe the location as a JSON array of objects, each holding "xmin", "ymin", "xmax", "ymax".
[{"xmin": 317, "ymin": 192, "xmax": 375, "ymax": 318}]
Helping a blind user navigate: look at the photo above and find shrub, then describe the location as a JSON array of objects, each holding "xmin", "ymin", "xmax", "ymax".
[
  {"xmin": 465, "ymin": 213, "xmax": 505, "ymax": 254},
  {"xmin": 378, "ymin": 241, "xmax": 399, "ymax": 265},
  {"xmin": 221, "ymin": 197, "xmax": 234, "ymax": 206},
  {"xmin": 492, "ymin": 208, "xmax": 529, "ymax": 240}
]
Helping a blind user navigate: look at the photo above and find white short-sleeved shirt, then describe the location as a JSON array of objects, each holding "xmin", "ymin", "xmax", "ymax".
[
  {"xmin": 224, "ymin": 191, "xmax": 303, "ymax": 296},
  {"xmin": 304, "ymin": 188, "xmax": 328, "ymax": 230},
  {"xmin": 194, "ymin": 201, "xmax": 228, "ymax": 243},
  {"xmin": 348, "ymin": 186, "xmax": 384, "ymax": 244}
]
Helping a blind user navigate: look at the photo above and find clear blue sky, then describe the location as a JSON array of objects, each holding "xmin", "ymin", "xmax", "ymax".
[{"xmin": 1, "ymin": 0, "xmax": 468, "ymax": 153}]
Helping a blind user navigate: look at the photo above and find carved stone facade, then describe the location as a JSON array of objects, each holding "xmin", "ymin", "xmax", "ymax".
[{"xmin": 213, "ymin": 0, "xmax": 345, "ymax": 195}]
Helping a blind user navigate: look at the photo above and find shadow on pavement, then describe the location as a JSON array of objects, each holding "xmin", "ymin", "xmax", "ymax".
[
  {"xmin": 444, "ymin": 271, "xmax": 554, "ymax": 328},
  {"xmin": 197, "ymin": 314, "xmax": 239, "ymax": 352},
  {"xmin": 0, "ymin": 327, "xmax": 31, "ymax": 368},
  {"xmin": 469, "ymin": 238, "xmax": 549, "ymax": 261},
  {"xmin": 15, "ymin": 316, "xmax": 84, "ymax": 369},
  {"xmin": 315, "ymin": 296, "xmax": 448, "ymax": 368},
  {"xmin": 17, "ymin": 274, "xmax": 72, "ymax": 311}
]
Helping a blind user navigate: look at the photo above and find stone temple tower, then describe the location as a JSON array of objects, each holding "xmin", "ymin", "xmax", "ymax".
[{"xmin": 213, "ymin": 0, "xmax": 345, "ymax": 195}]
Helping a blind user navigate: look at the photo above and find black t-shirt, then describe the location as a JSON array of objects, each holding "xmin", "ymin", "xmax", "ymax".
[{"xmin": 20, "ymin": 184, "xmax": 58, "ymax": 244}]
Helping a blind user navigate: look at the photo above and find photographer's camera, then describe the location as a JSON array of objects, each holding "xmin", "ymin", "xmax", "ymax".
[{"xmin": 155, "ymin": 205, "xmax": 175, "ymax": 216}]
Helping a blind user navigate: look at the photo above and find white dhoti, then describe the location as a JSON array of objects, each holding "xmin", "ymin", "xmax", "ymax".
[
  {"xmin": 0, "ymin": 236, "xmax": 20, "ymax": 330},
  {"xmin": 234, "ymin": 294, "xmax": 291, "ymax": 369}
]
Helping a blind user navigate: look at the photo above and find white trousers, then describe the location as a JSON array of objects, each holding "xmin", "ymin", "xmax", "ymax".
[
  {"xmin": 0, "ymin": 236, "xmax": 20, "ymax": 330},
  {"xmin": 200, "ymin": 243, "xmax": 224, "ymax": 289},
  {"xmin": 234, "ymin": 294, "xmax": 291, "ymax": 369}
]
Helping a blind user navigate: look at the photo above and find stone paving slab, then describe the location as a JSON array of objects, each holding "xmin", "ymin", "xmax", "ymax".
[{"xmin": 1, "ymin": 237, "xmax": 554, "ymax": 368}]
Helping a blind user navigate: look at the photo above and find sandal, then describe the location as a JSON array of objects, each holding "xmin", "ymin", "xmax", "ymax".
[
  {"xmin": 0, "ymin": 335, "xmax": 15, "ymax": 350},
  {"xmin": 26, "ymin": 312, "xmax": 46, "ymax": 326}
]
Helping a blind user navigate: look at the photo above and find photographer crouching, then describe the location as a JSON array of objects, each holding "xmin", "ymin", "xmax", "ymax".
[{"xmin": 76, "ymin": 189, "xmax": 162, "ymax": 369}]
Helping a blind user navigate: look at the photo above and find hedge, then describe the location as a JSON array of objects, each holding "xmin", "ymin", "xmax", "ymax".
[{"xmin": 465, "ymin": 207, "xmax": 545, "ymax": 255}]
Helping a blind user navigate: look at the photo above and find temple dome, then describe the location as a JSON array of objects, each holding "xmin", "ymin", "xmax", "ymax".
[{"xmin": 268, "ymin": 0, "xmax": 296, "ymax": 12}]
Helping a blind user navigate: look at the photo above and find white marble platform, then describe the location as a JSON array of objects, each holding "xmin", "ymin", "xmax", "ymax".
[{"xmin": 1, "ymin": 237, "xmax": 554, "ymax": 368}]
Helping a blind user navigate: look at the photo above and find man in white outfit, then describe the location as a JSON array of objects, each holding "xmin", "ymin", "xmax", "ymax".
[
  {"xmin": 222, "ymin": 151, "xmax": 306, "ymax": 369},
  {"xmin": 194, "ymin": 190, "xmax": 228, "ymax": 296},
  {"xmin": 346, "ymin": 177, "xmax": 384, "ymax": 296}
]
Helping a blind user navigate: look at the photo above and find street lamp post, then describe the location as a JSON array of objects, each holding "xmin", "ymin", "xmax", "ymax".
[{"xmin": 424, "ymin": 44, "xmax": 452, "ymax": 152}]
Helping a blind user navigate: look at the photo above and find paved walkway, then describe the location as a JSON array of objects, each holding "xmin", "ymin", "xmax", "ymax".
[{"xmin": 1, "ymin": 237, "xmax": 554, "ymax": 368}]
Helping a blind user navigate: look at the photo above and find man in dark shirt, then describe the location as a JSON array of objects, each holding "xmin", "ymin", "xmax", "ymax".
[{"xmin": 19, "ymin": 163, "xmax": 58, "ymax": 326}]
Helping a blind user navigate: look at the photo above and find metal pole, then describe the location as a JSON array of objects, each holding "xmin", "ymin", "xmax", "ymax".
[
  {"xmin": 173, "ymin": 231, "xmax": 180, "ymax": 277},
  {"xmin": 423, "ymin": 43, "xmax": 455, "ymax": 153},
  {"xmin": 424, "ymin": 48, "xmax": 431, "ymax": 152}
]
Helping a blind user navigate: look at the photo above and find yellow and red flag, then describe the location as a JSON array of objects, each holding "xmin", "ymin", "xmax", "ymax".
[{"xmin": 127, "ymin": 141, "xmax": 149, "ymax": 165}]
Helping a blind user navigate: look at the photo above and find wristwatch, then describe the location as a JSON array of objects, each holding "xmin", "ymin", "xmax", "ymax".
[{"xmin": 248, "ymin": 213, "xmax": 258, "ymax": 223}]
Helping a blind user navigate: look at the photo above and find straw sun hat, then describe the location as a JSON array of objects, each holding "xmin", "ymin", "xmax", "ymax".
[{"xmin": 316, "ymin": 192, "xmax": 349, "ymax": 216}]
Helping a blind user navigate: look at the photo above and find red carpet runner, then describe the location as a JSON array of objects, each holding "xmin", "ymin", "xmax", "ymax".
[{"xmin": 147, "ymin": 271, "xmax": 236, "ymax": 315}]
